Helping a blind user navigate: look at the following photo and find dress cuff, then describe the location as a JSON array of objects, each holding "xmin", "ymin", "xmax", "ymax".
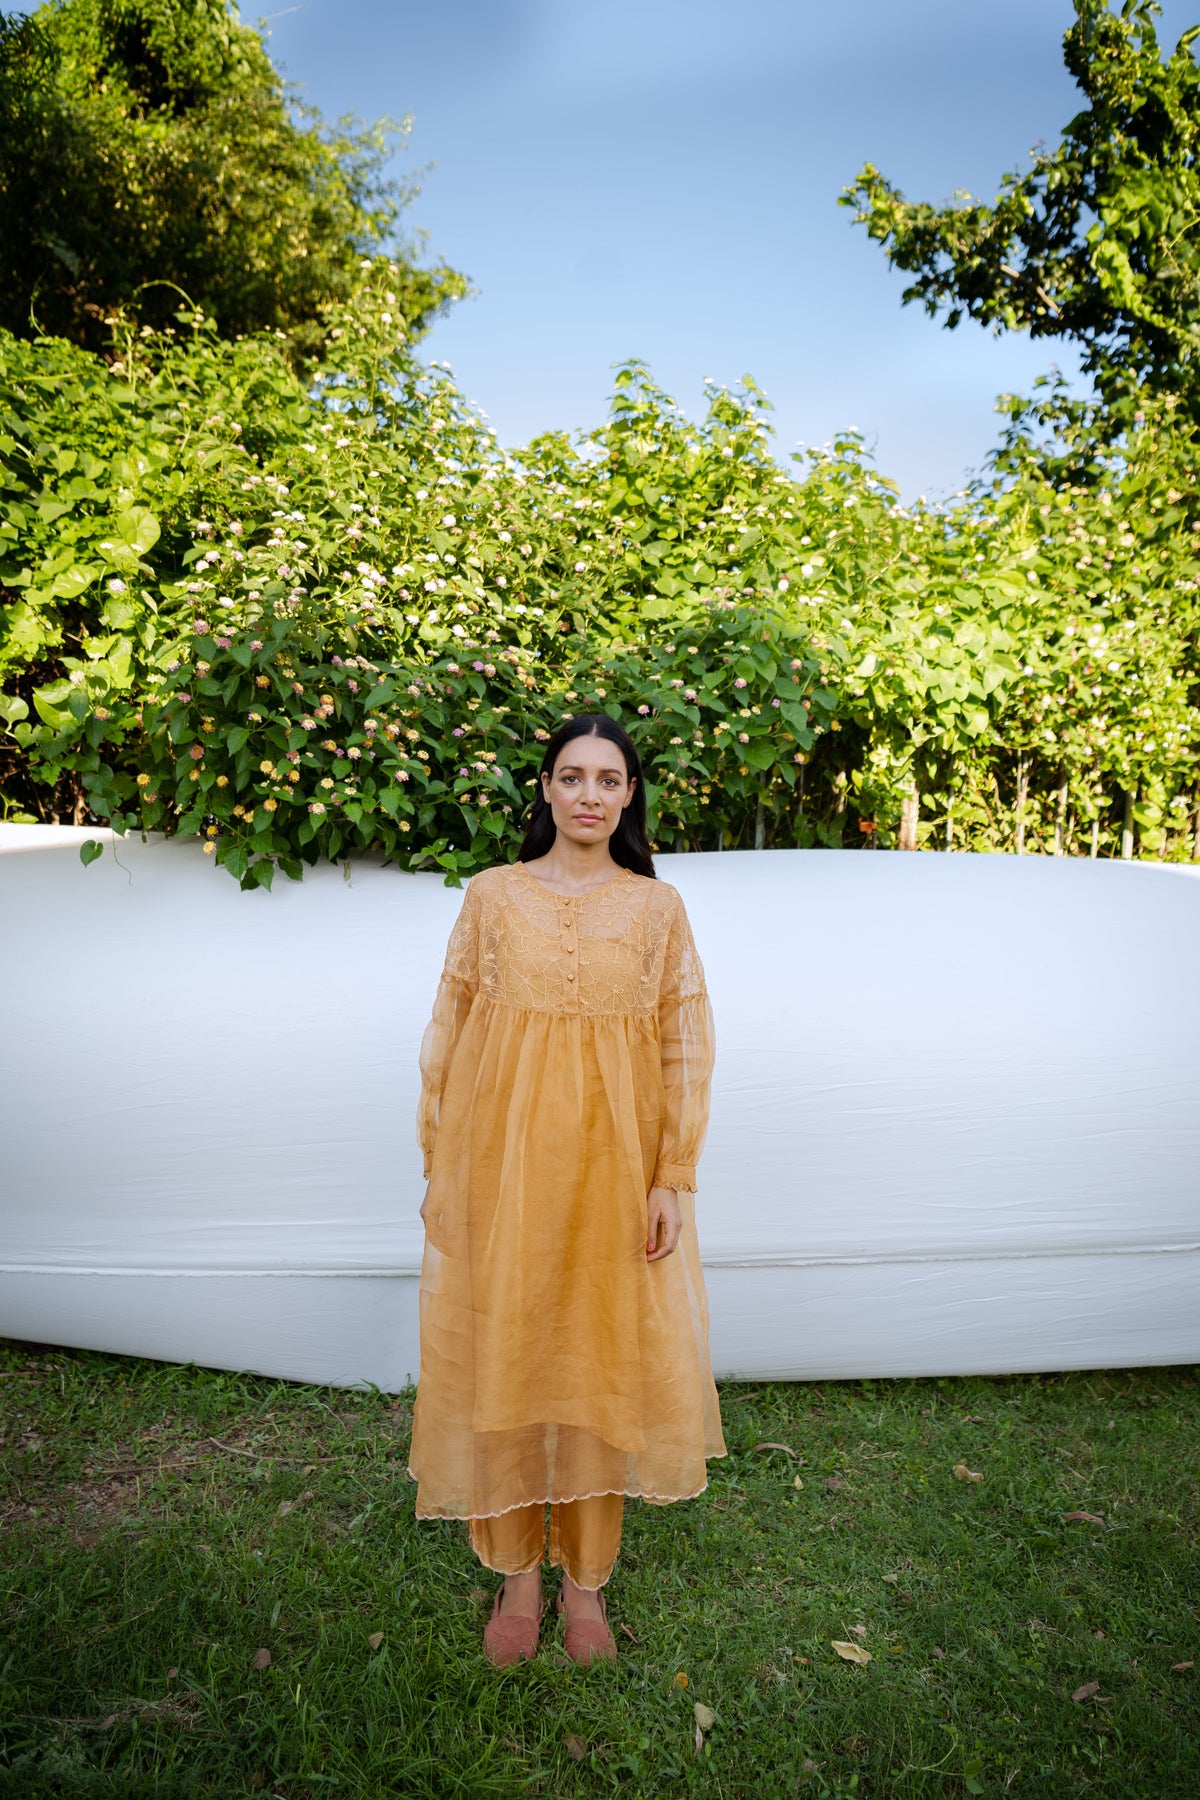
[{"xmin": 651, "ymin": 1160, "xmax": 697, "ymax": 1193}]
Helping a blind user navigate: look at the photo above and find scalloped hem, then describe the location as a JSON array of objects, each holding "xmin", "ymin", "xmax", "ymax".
[{"xmin": 406, "ymin": 1449, "xmax": 728, "ymax": 1521}]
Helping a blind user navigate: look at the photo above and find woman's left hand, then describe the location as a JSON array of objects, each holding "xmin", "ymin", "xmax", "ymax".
[{"xmin": 646, "ymin": 1186, "xmax": 682, "ymax": 1261}]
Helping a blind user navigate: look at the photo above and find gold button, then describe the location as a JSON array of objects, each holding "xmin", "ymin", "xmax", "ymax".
[
  {"xmin": 564, "ymin": 941, "xmax": 575, "ymax": 954},
  {"xmin": 565, "ymin": 969, "xmax": 576, "ymax": 981}
]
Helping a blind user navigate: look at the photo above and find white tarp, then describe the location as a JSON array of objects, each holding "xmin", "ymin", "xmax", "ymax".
[{"xmin": 2, "ymin": 823, "xmax": 1198, "ymax": 1386}]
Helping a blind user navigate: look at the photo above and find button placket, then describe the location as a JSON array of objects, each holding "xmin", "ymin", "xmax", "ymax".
[{"xmin": 562, "ymin": 895, "xmax": 577, "ymax": 988}]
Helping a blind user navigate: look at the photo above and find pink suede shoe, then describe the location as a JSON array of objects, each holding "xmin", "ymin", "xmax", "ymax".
[
  {"xmin": 483, "ymin": 1581, "xmax": 544, "ymax": 1668},
  {"xmin": 556, "ymin": 1584, "xmax": 617, "ymax": 1666}
]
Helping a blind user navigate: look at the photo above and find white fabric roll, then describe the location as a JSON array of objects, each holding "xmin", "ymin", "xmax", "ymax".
[{"xmin": 2, "ymin": 824, "xmax": 1197, "ymax": 1384}]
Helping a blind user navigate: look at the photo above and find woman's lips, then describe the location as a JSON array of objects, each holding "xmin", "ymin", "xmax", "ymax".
[{"xmin": 575, "ymin": 815, "xmax": 602, "ymax": 823}]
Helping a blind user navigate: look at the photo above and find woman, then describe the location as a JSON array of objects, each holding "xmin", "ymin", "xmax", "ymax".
[{"xmin": 409, "ymin": 713, "xmax": 726, "ymax": 1668}]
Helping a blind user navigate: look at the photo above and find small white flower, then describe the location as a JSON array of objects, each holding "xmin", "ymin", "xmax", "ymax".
[
  {"xmin": 107, "ymin": 578, "xmax": 127, "ymax": 594},
  {"xmin": 574, "ymin": 561, "xmax": 586, "ymax": 572}
]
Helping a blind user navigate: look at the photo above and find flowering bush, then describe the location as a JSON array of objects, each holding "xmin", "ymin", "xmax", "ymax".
[{"xmin": 3, "ymin": 260, "xmax": 1199, "ymax": 882}]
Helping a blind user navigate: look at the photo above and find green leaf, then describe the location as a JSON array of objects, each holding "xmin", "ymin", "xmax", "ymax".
[
  {"xmin": 742, "ymin": 740, "xmax": 776, "ymax": 770},
  {"xmin": 79, "ymin": 838, "xmax": 104, "ymax": 867},
  {"xmin": 116, "ymin": 509, "xmax": 161, "ymax": 556},
  {"xmin": 33, "ymin": 679, "xmax": 74, "ymax": 727},
  {"xmin": 50, "ymin": 563, "xmax": 101, "ymax": 600}
]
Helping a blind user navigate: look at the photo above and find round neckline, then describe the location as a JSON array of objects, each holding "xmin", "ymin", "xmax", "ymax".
[{"xmin": 513, "ymin": 860, "xmax": 631, "ymax": 901}]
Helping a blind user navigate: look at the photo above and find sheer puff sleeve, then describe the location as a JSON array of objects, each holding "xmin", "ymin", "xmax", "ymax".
[
  {"xmin": 652, "ymin": 889, "xmax": 716, "ymax": 1193},
  {"xmin": 417, "ymin": 877, "xmax": 481, "ymax": 1181}
]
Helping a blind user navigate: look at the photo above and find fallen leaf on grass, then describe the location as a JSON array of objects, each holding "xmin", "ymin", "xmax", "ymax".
[
  {"xmin": 792, "ymin": 1655, "xmax": 811, "ymax": 1664},
  {"xmin": 252, "ymin": 1648, "xmax": 271, "ymax": 1670},
  {"xmin": 368, "ymin": 1632, "xmax": 384, "ymax": 1652},
  {"xmin": 1064, "ymin": 1510, "xmax": 1105, "ymax": 1524},
  {"xmin": 881, "ymin": 1573, "xmax": 899, "ymax": 1582},
  {"xmin": 752, "ymin": 1442, "xmax": 798, "ymax": 1456},
  {"xmin": 1071, "ymin": 1680, "xmax": 1100, "ymax": 1702},
  {"xmin": 931, "ymin": 1647, "xmax": 945, "ymax": 1659},
  {"xmin": 832, "ymin": 1640, "xmax": 872, "ymax": 1664},
  {"xmin": 674, "ymin": 1670, "xmax": 688, "ymax": 1688},
  {"xmin": 693, "ymin": 1703, "xmax": 716, "ymax": 1731},
  {"xmin": 694, "ymin": 1725, "xmax": 704, "ymax": 1758},
  {"xmin": 952, "ymin": 1463, "xmax": 984, "ymax": 1482},
  {"xmin": 821, "ymin": 1476, "xmax": 845, "ymax": 1491},
  {"xmin": 619, "ymin": 1622, "xmax": 639, "ymax": 1644},
  {"xmin": 792, "ymin": 1475, "xmax": 804, "ymax": 1490},
  {"xmin": 849, "ymin": 1625, "xmax": 867, "ymax": 1638},
  {"xmin": 565, "ymin": 1735, "xmax": 586, "ymax": 1760},
  {"xmin": 1171, "ymin": 1660, "xmax": 1194, "ymax": 1672},
  {"xmin": 277, "ymin": 1500, "xmax": 295, "ymax": 1518}
]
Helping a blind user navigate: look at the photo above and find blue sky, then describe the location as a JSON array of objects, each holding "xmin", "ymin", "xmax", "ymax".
[{"xmin": 264, "ymin": 0, "xmax": 1198, "ymax": 499}]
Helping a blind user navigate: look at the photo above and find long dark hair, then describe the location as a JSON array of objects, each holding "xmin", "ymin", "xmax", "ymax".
[{"xmin": 515, "ymin": 713, "xmax": 657, "ymax": 879}]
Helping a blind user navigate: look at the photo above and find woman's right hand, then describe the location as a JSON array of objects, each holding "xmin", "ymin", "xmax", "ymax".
[{"xmin": 419, "ymin": 1181, "xmax": 430, "ymax": 1225}]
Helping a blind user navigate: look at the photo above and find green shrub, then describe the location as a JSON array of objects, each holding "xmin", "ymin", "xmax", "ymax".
[{"xmin": 3, "ymin": 262, "xmax": 1199, "ymax": 882}]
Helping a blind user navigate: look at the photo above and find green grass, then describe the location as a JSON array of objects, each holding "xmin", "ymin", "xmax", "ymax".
[{"xmin": 0, "ymin": 1338, "xmax": 1196, "ymax": 1800}]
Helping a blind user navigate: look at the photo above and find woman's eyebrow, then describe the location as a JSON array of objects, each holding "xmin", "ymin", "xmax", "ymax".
[{"xmin": 557, "ymin": 763, "xmax": 625, "ymax": 775}]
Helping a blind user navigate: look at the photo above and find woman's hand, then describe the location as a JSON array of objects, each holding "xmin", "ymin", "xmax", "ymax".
[
  {"xmin": 419, "ymin": 1180, "xmax": 430, "ymax": 1225},
  {"xmin": 646, "ymin": 1186, "xmax": 682, "ymax": 1261}
]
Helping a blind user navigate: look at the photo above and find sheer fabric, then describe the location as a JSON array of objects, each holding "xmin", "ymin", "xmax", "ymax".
[{"xmin": 408, "ymin": 860, "xmax": 727, "ymax": 1520}]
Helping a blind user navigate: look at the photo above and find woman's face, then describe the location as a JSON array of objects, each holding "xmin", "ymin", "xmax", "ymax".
[{"xmin": 540, "ymin": 734, "xmax": 636, "ymax": 849}]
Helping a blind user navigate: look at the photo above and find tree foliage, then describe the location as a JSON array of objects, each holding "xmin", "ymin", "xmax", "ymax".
[
  {"xmin": 2, "ymin": 269, "xmax": 1198, "ymax": 886},
  {"xmin": 0, "ymin": 0, "xmax": 465, "ymax": 353},
  {"xmin": 2, "ymin": 0, "xmax": 1199, "ymax": 883},
  {"xmin": 842, "ymin": 0, "xmax": 1200, "ymax": 431}
]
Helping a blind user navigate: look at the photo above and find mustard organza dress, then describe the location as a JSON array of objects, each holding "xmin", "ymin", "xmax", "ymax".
[{"xmin": 408, "ymin": 859, "xmax": 727, "ymax": 1520}]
